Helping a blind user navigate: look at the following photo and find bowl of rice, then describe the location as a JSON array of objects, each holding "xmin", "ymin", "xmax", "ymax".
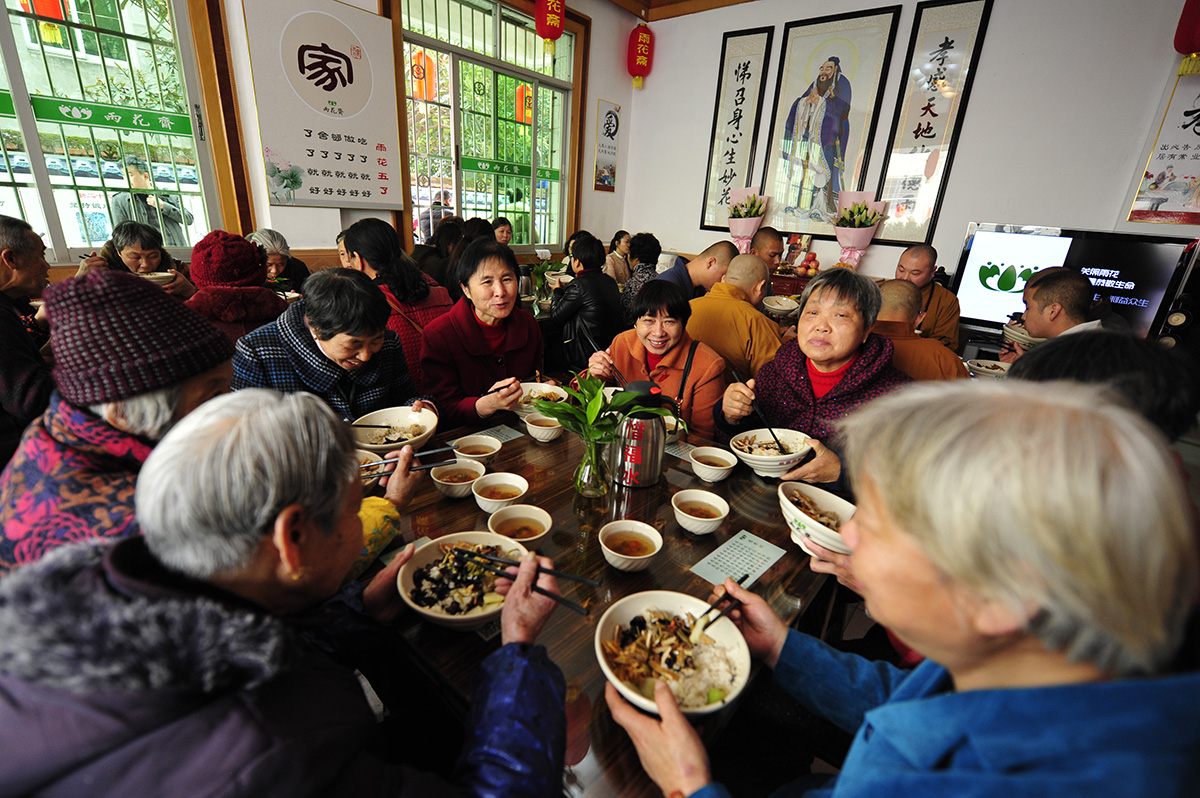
[
  {"xmin": 729, "ymin": 428, "xmax": 811, "ymax": 477},
  {"xmin": 778, "ymin": 481, "xmax": 854, "ymax": 556},
  {"xmin": 595, "ymin": 590, "xmax": 750, "ymax": 717},
  {"xmin": 397, "ymin": 531, "xmax": 528, "ymax": 630},
  {"xmin": 352, "ymin": 406, "xmax": 438, "ymax": 453}
]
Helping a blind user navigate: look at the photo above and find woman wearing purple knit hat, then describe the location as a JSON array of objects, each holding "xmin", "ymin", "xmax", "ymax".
[
  {"xmin": 185, "ymin": 229, "xmax": 287, "ymax": 344},
  {"xmin": 0, "ymin": 268, "xmax": 233, "ymax": 576}
]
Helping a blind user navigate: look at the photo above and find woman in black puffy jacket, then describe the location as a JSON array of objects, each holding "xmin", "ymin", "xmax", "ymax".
[{"xmin": 548, "ymin": 231, "xmax": 623, "ymax": 372}]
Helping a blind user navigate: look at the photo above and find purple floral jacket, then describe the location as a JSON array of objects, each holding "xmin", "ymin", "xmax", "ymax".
[{"xmin": 0, "ymin": 392, "xmax": 151, "ymax": 575}]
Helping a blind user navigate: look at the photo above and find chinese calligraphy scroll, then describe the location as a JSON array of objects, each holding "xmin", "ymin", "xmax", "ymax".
[
  {"xmin": 1127, "ymin": 66, "xmax": 1200, "ymax": 225},
  {"xmin": 759, "ymin": 8, "xmax": 900, "ymax": 239},
  {"xmin": 700, "ymin": 27, "xmax": 773, "ymax": 231},
  {"xmin": 243, "ymin": 2, "xmax": 401, "ymax": 209},
  {"xmin": 594, "ymin": 99, "xmax": 620, "ymax": 192},
  {"xmin": 873, "ymin": 0, "xmax": 993, "ymax": 244}
]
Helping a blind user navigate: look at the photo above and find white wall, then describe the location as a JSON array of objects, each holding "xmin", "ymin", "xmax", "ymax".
[
  {"xmin": 617, "ymin": 0, "xmax": 1187, "ymax": 278},
  {"xmin": 221, "ymin": 0, "xmax": 638, "ymax": 250}
]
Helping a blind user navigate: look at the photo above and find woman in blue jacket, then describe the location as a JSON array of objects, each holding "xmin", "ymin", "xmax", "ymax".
[{"xmin": 608, "ymin": 379, "xmax": 1200, "ymax": 798}]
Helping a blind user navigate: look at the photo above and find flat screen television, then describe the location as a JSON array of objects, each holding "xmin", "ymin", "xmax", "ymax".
[{"xmin": 949, "ymin": 223, "xmax": 1196, "ymax": 338}]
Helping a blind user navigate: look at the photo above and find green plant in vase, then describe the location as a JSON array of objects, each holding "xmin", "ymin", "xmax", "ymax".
[{"xmin": 533, "ymin": 371, "xmax": 683, "ymax": 497}]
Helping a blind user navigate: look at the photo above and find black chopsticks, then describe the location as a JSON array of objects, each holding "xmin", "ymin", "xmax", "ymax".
[
  {"xmin": 452, "ymin": 550, "xmax": 589, "ymax": 616},
  {"xmin": 730, "ymin": 367, "xmax": 788, "ymax": 454},
  {"xmin": 696, "ymin": 573, "xmax": 749, "ymax": 626},
  {"xmin": 360, "ymin": 455, "xmax": 456, "ymax": 477},
  {"xmin": 457, "ymin": 547, "xmax": 602, "ymax": 587},
  {"xmin": 581, "ymin": 327, "xmax": 627, "ymax": 387},
  {"xmin": 352, "ymin": 423, "xmax": 392, "ymax": 429}
]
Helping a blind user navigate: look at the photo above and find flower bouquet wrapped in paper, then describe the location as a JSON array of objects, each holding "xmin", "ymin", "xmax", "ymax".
[
  {"xmin": 832, "ymin": 191, "xmax": 886, "ymax": 269},
  {"xmin": 728, "ymin": 188, "xmax": 770, "ymax": 253}
]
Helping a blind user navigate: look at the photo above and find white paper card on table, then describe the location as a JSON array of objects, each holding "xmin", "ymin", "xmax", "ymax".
[
  {"xmin": 665, "ymin": 440, "xmax": 697, "ymax": 460},
  {"xmin": 451, "ymin": 424, "xmax": 524, "ymax": 445},
  {"xmin": 690, "ymin": 530, "xmax": 785, "ymax": 587}
]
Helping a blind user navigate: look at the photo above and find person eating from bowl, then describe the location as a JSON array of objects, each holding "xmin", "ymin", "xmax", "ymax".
[
  {"xmin": 0, "ymin": 390, "xmax": 568, "ymax": 796},
  {"xmin": 420, "ymin": 238, "xmax": 545, "ymax": 429},
  {"xmin": 77, "ymin": 220, "xmax": 196, "ymax": 299},
  {"xmin": 0, "ymin": 268, "xmax": 233, "ymax": 575},
  {"xmin": 588, "ymin": 280, "xmax": 725, "ymax": 438},
  {"xmin": 608, "ymin": 380, "xmax": 1200, "ymax": 797},
  {"xmin": 718, "ymin": 268, "xmax": 909, "ymax": 486},
  {"xmin": 247, "ymin": 227, "xmax": 310, "ymax": 294},
  {"xmin": 232, "ymin": 268, "xmax": 432, "ymax": 422}
]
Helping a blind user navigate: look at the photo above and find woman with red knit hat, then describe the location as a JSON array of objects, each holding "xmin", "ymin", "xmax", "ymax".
[{"xmin": 185, "ymin": 230, "xmax": 288, "ymax": 344}]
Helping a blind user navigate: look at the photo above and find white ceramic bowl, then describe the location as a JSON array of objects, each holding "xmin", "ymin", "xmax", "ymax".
[
  {"xmin": 762, "ymin": 295, "xmax": 799, "ymax": 319},
  {"xmin": 515, "ymin": 383, "xmax": 568, "ymax": 419},
  {"xmin": 689, "ymin": 447, "xmax": 737, "ymax": 483},
  {"xmin": 729, "ymin": 428, "xmax": 811, "ymax": 478},
  {"xmin": 603, "ymin": 386, "xmax": 620, "ymax": 401},
  {"xmin": 525, "ymin": 412, "xmax": 564, "ymax": 442},
  {"xmin": 398, "ymin": 531, "xmax": 528, "ymax": 630},
  {"xmin": 472, "ymin": 472, "xmax": 529, "ymax": 513},
  {"xmin": 430, "ymin": 458, "xmax": 486, "ymax": 499},
  {"xmin": 777, "ymin": 481, "xmax": 854, "ymax": 556},
  {"xmin": 671, "ymin": 489, "xmax": 729, "ymax": 535},
  {"xmin": 357, "ymin": 449, "xmax": 385, "ymax": 490},
  {"xmin": 1002, "ymin": 323, "xmax": 1045, "ymax": 349},
  {"xmin": 966, "ymin": 359, "xmax": 1010, "ymax": 379},
  {"xmin": 281, "ymin": 290, "xmax": 301, "ymax": 305},
  {"xmin": 352, "ymin": 406, "xmax": 438, "ymax": 453},
  {"xmin": 453, "ymin": 434, "xmax": 502, "ymax": 465},
  {"xmin": 138, "ymin": 271, "xmax": 174, "ymax": 286},
  {"xmin": 595, "ymin": 590, "xmax": 751, "ymax": 716},
  {"xmin": 598, "ymin": 520, "xmax": 662, "ymax": 572},
  {"xmin": 487, "ymin": 504, "xmax": 552, "ymax": 548}
]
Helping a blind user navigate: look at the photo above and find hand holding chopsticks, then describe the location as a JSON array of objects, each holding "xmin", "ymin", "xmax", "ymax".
[
  {"xmin": 582, "ymin": 328, "xmax": 627, "ymax": 387},
  {"xmin": 696, "ymin": 573, "xmax": 750, "ymax": 627},
  {"xmin": 730, "ymin": 367, "xmax": 788, "ymax": 454},
  {"xmin": 453, "ymin": 548, "xmax": 591, "ymax": 616}
]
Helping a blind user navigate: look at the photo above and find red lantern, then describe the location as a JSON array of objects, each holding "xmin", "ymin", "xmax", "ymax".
[
  {"xmin": 627, "ymin": 24, "xmax": 654, "ymax": 90},
  {"xmin": 1178, "ymin": 0, "xmax": 1200, "ymax": 54},
  {"xmin": 536, "ymin": 0, "xmax": 564, "ymax": 55}
]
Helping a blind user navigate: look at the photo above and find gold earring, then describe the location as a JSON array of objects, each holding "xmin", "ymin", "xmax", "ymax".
[{"xmin": 289, "ymin": 567, "xmax": 304, "ymax": 582}]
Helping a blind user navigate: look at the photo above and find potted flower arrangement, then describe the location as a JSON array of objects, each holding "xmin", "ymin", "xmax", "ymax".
[
  {"xmin": 832, "ymin": 191, "xmax": 886, "ymax": 269},
  {"xmin": 533, "ymin": 371, "xmax": 681, "ymax": 497},
  {"xmin": 727, "ymin": 187, "xmax": 770, "ymax": 253}
]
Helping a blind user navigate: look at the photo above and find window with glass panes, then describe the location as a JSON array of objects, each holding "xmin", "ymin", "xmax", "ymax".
[
  {"xmin": 0, "ymin": 0, "xmax": 215, "ymax": 257},
  {"xmin": 401, "ymin": 0, "xmax": 571, "ymax": 248}
]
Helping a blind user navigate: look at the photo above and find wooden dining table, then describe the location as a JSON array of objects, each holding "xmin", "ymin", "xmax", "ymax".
[{"xmin": 383, "ymin": 421, "xmax": 827, "ymax": 797}]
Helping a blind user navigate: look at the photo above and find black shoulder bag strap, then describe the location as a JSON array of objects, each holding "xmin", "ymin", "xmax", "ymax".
[{"xmin": 675, "ymin": 341, "xmax": 700, "ymax": 411}]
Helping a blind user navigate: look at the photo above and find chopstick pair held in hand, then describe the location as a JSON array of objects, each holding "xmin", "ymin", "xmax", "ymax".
[{"xmin": 452, "ymin": 548, "xmax": 590, "ymax": 616}]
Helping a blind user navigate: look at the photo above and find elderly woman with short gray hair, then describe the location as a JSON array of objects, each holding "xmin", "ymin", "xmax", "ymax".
[
  {"xmin": 611, "ymin": 380, "xmax": 1200, "ymax": 797},
  {"xmin": 718, "ymin": 267, "xmax": 910, "ymax": 484},
  {"xmin": 0, "ymin": 389, "xmax": 567, "ymax": 796},
  {"xmin": 247, "ymin": 227, "xmax": 310, "ymax": 293}
]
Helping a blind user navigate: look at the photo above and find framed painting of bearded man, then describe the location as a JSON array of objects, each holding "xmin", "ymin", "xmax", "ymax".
[{"xmin": 760, "ymin": 8, "xmax": 900, "ymax": 238}]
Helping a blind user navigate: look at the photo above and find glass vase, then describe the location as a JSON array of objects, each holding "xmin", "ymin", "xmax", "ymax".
[{"xmin": 573, "ymin": 439, "xmax": 611, "ymax": 498}]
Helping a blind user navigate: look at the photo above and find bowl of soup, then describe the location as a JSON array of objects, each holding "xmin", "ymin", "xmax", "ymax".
[
  {"xmin": 138, "ymin": 271, "xmax": 174, "ymax": 286},
  {"xmin": 430, "ymin": 458, "xmax": 486, "ymax": 498},
  {"xmin": 488, "ymin": 504, "xmax": 552, "ymax": 548},
  {"xmin": 471, "ymin": 472, "xmax": 529, "ymax": 513},
  {"xmin": 671, "ymin": 489, "xmax": 729, "ymax": 535},
  {"xmin": 689, "ymin": 447, "xmax": 736, "ymax": 483},
  {"xmin": 453, "ymin": 434, "xmax": 502, "ymax": 466},
  {"xmin": 663, "ymin": 415, "xmax": 682, "ymax": 445},
  {"xmin": 525, "ymin": 412, "xmax": 564, "ymax": 442},
  {"xmin": 598, "ymin": 520, "xmax": 662, "ymax": 572}
]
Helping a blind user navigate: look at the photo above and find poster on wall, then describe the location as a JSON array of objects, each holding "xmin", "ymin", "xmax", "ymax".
[
  {"xmin": 1128, "ymin": 67, "xmax": 1200, "ymax": 224},
  {"xmin": 873, "ymin": 0, "xmax": 993, "ymax": 244},
  {"xmin": 594, "ymin": 99, "xmax": 620, "ymax": 192},
  {"xmin": 759, "ymin": 8, "xmax": 900, "ymax": 238},
  {"xmin": 699, "ymin": 27, "xmax": 773, "ymax": 230},
  {"xmin": 242, "ymin": 0, "xmax": 402, "ymax": 209}
]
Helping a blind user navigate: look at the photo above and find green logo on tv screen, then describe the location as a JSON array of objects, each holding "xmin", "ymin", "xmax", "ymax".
[{"xmin": 978, "ymin": 261, "xmax": 1041, "ymax": 294}]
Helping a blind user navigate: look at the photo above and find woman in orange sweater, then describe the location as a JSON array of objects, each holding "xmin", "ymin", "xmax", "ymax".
[{"xmin": 587, "ymin": 280, "xmax": 725, "ymax": 438}]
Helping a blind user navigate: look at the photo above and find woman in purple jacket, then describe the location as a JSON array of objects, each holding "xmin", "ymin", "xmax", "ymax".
[{"xmin": 0, "ymin": 390, "xmax": 566, "ymax": 797}]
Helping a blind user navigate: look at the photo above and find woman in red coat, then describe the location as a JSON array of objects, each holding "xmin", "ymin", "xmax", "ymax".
[
  {"xmin": 420, "ymin": 238, "xmax": 543, "ymax": 429},
  {"xmin": 343, "ymin": 218, "xmax": 452, "ymax": 389}
]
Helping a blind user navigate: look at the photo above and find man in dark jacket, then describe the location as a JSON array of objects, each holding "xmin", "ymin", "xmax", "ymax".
[
  {"xmin": 0, "ymin": 215, "xmax": 52, "ymax": 465},
  {"xmin": 418, "ymin": 190, "xmax": 454, "ymax": 243},
  {"xmin": 110, "ymin": 155, "xmax": 194, "ymax": 247},
  {"xmin": 548, "ymin": 232, "xmax": 623, "ymax": 372}
]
